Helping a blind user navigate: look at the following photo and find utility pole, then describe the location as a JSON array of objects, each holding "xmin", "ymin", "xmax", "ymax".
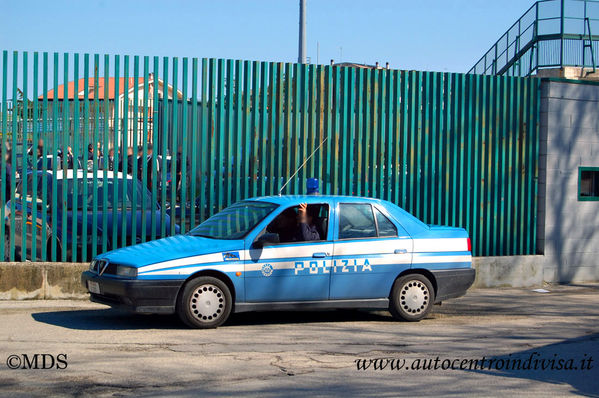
[
  {"xmin": 317, "ymin": 41, "xmax": 319, "ymax": 65},
  {"xmin": 298, "ymin": 0, "xmax": 307, "ymax": 64}
]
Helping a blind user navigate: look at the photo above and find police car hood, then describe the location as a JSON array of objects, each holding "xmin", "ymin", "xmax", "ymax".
[{"xmin": 97, "ymin": 235, "xmax": 243, "ymax": 267}]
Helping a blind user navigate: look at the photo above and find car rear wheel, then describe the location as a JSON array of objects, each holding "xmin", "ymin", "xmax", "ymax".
[
  {"xmin": 389, "ymin": 274, "xmax": 435, "ymax": 322},
  {"xmin": 177, "ymin": 276, "xmax": 232, "ymax": 329}
]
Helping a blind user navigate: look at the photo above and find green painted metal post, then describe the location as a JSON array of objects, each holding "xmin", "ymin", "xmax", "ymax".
[
  {"xmin": 91, "ymin": 54, "xmax": 99, "ymax": 256},
  {"xmin": 0, "ymin": 51, "xmax": 7, "ymax": 262}
]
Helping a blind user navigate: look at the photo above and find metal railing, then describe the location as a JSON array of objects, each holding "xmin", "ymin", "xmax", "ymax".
[
  {"xmin": 469, "ymin": 0, "xmax": 599, "ymax": 76},
  {"xmin": 1, "ymin": 51, "xmax": 541, "ymax": 261}
]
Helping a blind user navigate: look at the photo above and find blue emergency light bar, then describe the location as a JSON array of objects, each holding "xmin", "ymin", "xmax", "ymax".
[{"xmin": 307, "ymin": 178, "xmax": 319, "ymax": 194}]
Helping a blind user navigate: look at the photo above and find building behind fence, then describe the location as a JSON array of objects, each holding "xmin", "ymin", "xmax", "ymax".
[{"xmin": 0, "ymin": 50, "xmax": 540, "ymax": 262}]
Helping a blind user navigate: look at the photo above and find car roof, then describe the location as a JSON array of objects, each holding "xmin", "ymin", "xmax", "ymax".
[
  {"xmin": 246, "ymin": 195, "xmax": 385, "ymax": 206},
  {"xmin": 31, "ymin": 169, "xmax": 132, "ymax": 180}
]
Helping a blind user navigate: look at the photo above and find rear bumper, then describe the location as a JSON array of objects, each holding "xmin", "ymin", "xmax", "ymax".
[
  {"xmin": 81, "ymin": 271, "xmax": 183, "ymax": 314},
  {"xmin": 430, "ymin": 268, "xmax": 475, "ymax": 303}
]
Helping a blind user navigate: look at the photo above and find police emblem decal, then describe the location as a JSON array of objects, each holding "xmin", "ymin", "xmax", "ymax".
[
  {"xmin": 261, "ymin": 263, "xmax": 274, "ymax": 277},
  {"xmin": 222, "ymin": 252, "xmax": 240, "ymax": 261}
]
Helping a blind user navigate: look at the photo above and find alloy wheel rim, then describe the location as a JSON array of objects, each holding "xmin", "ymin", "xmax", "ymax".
[
  {"xmin": 400, "ymin": 280, "xmax": 429, "ymax": 314},
  {"xmin": 189, "ymin": 283, "xmax": 225, "ymax": 322}
]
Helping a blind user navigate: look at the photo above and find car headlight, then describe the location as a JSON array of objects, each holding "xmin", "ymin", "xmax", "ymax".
[{"xmin": 116, "ymin": 265, "xmax": 137, "ymax": 277}]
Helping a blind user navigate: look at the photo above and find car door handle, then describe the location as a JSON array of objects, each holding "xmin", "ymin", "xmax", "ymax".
[
  {"xmin": 312, "ymin": 252, "xmax": 328, "ymax": 258},
  {"xmin": 394, "ymin": 249, "xmax": 407, "ymax": 254}
]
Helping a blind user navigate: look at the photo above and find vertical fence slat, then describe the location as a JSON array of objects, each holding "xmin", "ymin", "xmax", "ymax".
[
  {"xmin": 11, "ymin": 51, "xmax": 18, "ymax": 261},
  {"xmin": 225, "ymin": 59, "xmax": 233, "ymax": 206},
  {"xmin": 385, "ymin": 69, "xmax": 393, "ymax": 203},
  {"xmin": 140, "ymin": 56, "xmax": 149, "ymax": 240},
  {"xmin": 0, "ymin": 51, "xmax": 7, "ymax": 261},
  {"xmin": 354, "ymin": 68, "xmax": 364, "ymax": 197},
  {"xmin": 324, "ymin": 65, "xmax": 332, "ymax": 195},
  {"xmin": 20, "ymin": 52, "xmax": 28, "ymax": 260},
  {"xmin": 199, "ymin": 59, "xmax": 208, "ymax": 222},
  {"xmin": 60, "ymin": 52, "xmax": 68, "ymax": 261},
  {"xmin": 282, "ymin": 63, "xmax": 292, "ymax": 195},
  {"xmin": 41, "ymin": 52, "xmax": 49, "ymax": 261},
  {"xmin": 266, "ymin": 62, "xmax": 275, "ymax": 195},
  {"xmin": 131, "ymin": 56, "xmax": 140, "ymax": 238},
  {"xmin": 72, "ymin": 53, "xmax": 80, "ymax": 262},
  {"xmin": 91, "ymin": 54, "xmax": 99, "ymax": 256},
  {"xmin": 102, "ymin": 55, "xmax": 110, "ymax": 253},
  {"xmin": 169, "ymin": 57, "xmax": 179, "ymax": 235},
  {"xmin": 159, "ymin": 57, "xmax": 168, "ymax": 236},
  {"xmin": 150, "ymin": 57, "xmax": 159, "ymax": 240},
  {"xmin": 198, "ymin": 58, "xmax": 212, "ymax": 221},
  {"xmin": 180, "ymin": 58, "xmax": 188, "ymax": 232},
  {"xmin": 242, "ymin": 61, "xmax": 251, "ymax": 199},
  {"xmin": 31, "ymin": 52, "xmax": 39, "ymax": 260},
  {"xmin": 111, "ymin": 55, "xmax": 120, "ymax": 248},
  {"xmin": 122, "ymin": 55, "xmax": 130, "ymax": 247},
  {"xmin": 81, "ymin": 53, "xmax": 90, "ymax": 262},
  {"xmin": 189, "ymin": 58, "xmax": 198, "ymax": 229},
  {"xmin": 51, "ymin": 53, "xmax": 59, "ymax": 261},
  {"xmin": 234, "ymin": 59, "xmax": 243, "ymax": 204}
]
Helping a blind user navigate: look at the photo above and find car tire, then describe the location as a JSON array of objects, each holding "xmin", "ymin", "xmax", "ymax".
[
  {"xmin": 389, "ymin": 274, "xmax": 435, "ymax": 322},
  {"xmin": 177, "ymin": 276, "xmax": 233, "ymax": 329}
]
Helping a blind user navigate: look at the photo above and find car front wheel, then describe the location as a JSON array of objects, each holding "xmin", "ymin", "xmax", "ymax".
[
  {"xmin": 389, "ymin": 274, "xmax": 435, "ymax": 322},
  {"xmin": 177, "ymin": 276, "xmax": 232, "ymax": 329}
]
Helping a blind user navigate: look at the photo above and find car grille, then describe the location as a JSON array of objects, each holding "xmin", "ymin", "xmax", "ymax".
[{"xmin": 91, "ymin": 260, "xmax": 118, "ymax": 276}]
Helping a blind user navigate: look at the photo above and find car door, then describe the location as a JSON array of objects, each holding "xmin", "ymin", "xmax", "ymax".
[
  {"xmin": 330, "ymin": 203, "xmax": 412, "ymax": 300},
  {"xmin": 244, "ymin": 203, "xmax": 333, "ymax": 302}
]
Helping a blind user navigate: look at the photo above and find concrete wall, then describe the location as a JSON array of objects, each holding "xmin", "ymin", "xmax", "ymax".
[
  {"xmin": 538, "ymin": 80, "xmax": 599, "ymax": 283},
  {"xmin": 0, "ymin": 263, "xmax": 88, "ymax": 300}
]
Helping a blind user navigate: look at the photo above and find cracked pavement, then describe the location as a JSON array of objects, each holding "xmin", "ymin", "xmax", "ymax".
[{"xmin": 0, "ymin": 285, "xmax": 598, "ymax": 397}]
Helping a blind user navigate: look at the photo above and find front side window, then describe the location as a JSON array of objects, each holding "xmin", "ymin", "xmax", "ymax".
[
  {"xmin": 188, "ymin": 201, "xmax": 278, "ymax": 240},
  {"xmin": 338, "ymin": 203, "xmax": 377, "ymax": 239},
  {"xmin": 265, "ymin": 203, "xmax": 329, "ymax": 243}
]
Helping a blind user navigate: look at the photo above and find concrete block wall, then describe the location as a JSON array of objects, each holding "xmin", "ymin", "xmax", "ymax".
[
  {"xmin": 538, "ymin": 80, "xmax": 599, "ymax": 283},
  {"xmin": 0, "ymin": 262, "xmax": 88, "ymax": 300}
]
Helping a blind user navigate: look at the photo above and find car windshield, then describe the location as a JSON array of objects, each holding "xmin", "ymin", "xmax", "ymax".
[
  {"xmin": 188, "ymin": 201, "xmax": 278, "ymax": 240},
  {"xmin": 15, "ymin": 173, "xmax": 156, "ymax": 210}
]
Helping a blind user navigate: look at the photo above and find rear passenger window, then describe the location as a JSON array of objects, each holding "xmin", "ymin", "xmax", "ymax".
[
  {"xmin": 374, "ymin": 208, "xmax": 398, "ymax": 237},
  {"xmin": 338, "ymin": 204, "xmax": 377, "ymax": 239}
]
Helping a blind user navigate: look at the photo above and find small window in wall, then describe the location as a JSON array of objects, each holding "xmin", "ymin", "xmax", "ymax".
[{"xmin": 578, "ymin": 167, "xmax": 599, "ymax": 201}]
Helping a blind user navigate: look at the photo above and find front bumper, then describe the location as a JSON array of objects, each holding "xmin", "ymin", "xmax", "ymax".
[
  {"xmin": 81, "ymin": 271, "xmax": 183, "ymax": 314},
  {"xmin": 430, "ymin": 268, "xmax": 476, "ymax": 303}
]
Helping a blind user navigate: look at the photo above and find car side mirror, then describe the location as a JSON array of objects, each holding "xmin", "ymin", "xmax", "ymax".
[{"xmin": 253, "ymin": 232, "xmax": 280, "ymax": 248}]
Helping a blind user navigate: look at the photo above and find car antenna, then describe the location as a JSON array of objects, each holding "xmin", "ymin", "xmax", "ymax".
[{"xmin": 278, "ymin": 136, "xmax": 328, "ymax": 196}]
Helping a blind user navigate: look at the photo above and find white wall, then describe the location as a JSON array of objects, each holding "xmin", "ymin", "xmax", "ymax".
[{"xmin": 538, "ymin": 80, "xmax": 599, "ymax": 283}]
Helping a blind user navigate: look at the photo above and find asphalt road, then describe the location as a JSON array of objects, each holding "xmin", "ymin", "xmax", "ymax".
[{"xmin": 0, "ymin": 285, "xmax": 598, "ymax": 397}]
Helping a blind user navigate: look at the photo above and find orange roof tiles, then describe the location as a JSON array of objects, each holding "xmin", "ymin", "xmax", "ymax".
[{"xmin": 40, "ymin": 77, "xmax": 147, "ymax": 100}]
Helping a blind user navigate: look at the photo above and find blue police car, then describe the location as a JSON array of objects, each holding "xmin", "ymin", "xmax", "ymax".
[{"xmin": 81, "ymin": 194, "xmax": 475, "ymax": 328}]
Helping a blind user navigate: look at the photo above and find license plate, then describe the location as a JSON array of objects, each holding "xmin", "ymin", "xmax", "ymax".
[{"xmin": 88, "ymin": 281, "xmax": 101, "ymax": 294}]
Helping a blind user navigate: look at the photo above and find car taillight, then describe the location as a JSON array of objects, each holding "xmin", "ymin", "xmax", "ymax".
[{"xmin": 467, "ymin": 237, "xmax": 472, "ymax": 252}]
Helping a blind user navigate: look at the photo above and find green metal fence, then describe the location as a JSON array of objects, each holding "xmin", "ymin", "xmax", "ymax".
[{"xmin": 0, "ymin": 50, "xmax": 540, "ymax": 262}]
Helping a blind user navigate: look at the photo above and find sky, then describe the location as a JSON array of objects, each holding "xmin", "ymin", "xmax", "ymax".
[{"xmin": 1, "ymin": 0, "xmax": 537, "ymax": 73}]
